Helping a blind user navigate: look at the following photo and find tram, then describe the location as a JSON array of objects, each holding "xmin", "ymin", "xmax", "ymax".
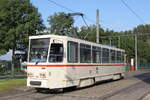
[{"xmin": 27, "ymin": 34, "xmax": 125, "ymax": 90}]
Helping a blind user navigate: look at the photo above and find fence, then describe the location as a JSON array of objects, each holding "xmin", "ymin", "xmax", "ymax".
[
  {"xmin": 0, "ymin": 61, "xmax": 26, "ymax": 76},
  {"xmin": 125, "ymin": 62, "xmax": 150, "ymax": 71},
  {"xmin": 138, "ymin": 63, "xmax": 150, "ymax": 70},
  {"xmin": 125, "ymin": 64, "xmax": 131, "ymax": 72},
  {"xmin": 0, "ymin": 61, "xmax": 150, "ymax": 77}
]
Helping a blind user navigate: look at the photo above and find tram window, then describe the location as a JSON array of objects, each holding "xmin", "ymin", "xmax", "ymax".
[
  {"xmin": 117, "ymin": 51, "xmax": 121, "ymax": 63},
  {"xmin": 80, "ymin": 44, "xmax": 91, "ymax": 63},
  {"xmin": 29, "ymin": 38, "xmax": 50, "ymax": 62},
  {"xmin": 110, "ymin": 50, "xmax": 116, "ymax": 63},
  {"xmin": 67, "ymin": 41, "xmax": 78, "ymax": 63},
  {"xmin": 92, "ymin": 46, "xmax": 101, "ymax": 63},
  {"xmin": 49, "ymin": 43, "xmax": 63, "ymax": 62},
  {"xmin": 102, "ymin": 48, "xmax": 109, "ymax": 63}
]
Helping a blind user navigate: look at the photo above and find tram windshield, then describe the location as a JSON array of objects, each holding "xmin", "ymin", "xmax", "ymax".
[{"xmin": 29, "ymin": 38, "xmax": 50, "ymax": 63}]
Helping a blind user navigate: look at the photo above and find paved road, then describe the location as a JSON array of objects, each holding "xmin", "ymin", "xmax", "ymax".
[{"xmin": 0, "ymin": 71, "xmax": 150, "ymax": 100}]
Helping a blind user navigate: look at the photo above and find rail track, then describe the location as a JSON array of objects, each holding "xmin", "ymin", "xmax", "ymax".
[{"xmin": 0, "ymin": 71, "xmax": 150, "ymax": 100}]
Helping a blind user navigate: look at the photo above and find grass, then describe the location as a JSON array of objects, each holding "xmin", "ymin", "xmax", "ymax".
[{"xmin": 0, "ymin": 78, "xmax": 26, "ymax": 92}]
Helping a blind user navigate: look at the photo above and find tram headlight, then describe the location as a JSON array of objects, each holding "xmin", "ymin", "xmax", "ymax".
[
  {"xmin": 27, "ymin": 72, "xmax": 33, "ymax": 77},
  {"xmin": 39, "ymin": 73, "xmax": 46, "ymax": 78}
]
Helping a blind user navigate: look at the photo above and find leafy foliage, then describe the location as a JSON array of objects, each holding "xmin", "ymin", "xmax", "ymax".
[
  {"xmin": 0, "ymin": 0, "xmax": 45, "ymax": 56},
  {"xmin": 78, "ymin": 24, "xmax": 150, "ymax": 63},
  {"xmin": 79, "ymin": 25, "xmax": 104, "ymax": 42},
  {"xmin": 48, "ymin": 12, "xmax": 74, "ymax": 35},
  {"xmin": 47, "ymin": 12, "xmax": 150, "ymax": 63}
]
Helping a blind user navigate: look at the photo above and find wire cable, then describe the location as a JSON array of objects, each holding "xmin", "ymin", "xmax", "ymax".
[
  {"xmin": 81, "ymin": 16, "xmax": 89, "ymax": 28},
  {"xmin": 120, "ymin": 0, "xmax": 145, "ymax": 24},
  {"xmin": 84, "ymin": 16, "xmax": 96, "ymax": 24},
  {"xmin": 47, "ymin": 0, "xmax": 75, "ymax": 12},
  {"xmin": 100, "ymin": 33, "xmax": 150, "ymax": 38},
  {"xmin": 80, "ymin": 16, "xmax": 91, "ymax": 39},
  {"xmin": 47, "ymin": 0, "xmax": 95, "ymax": 25},
  {"xmin": 47, "ymin": 0, "xmax": 94, "ymax": 39}
]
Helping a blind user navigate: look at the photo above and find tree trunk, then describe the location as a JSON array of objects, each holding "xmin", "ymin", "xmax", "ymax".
[{"xmin": 11, "ymin": 48, "xmax": 15, "ymax": 78}]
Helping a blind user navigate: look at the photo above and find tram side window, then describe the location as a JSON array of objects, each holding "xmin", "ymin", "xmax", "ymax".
[
  {"xmin": 49, "ymin": 43, "xmax": 63, "ymax": 62},
  {"xmin": 67, "ymin": 41, "xmax": 78, "ymax": 63},
  {"xmin": 117, "ymin": 51, "xmax": 121, "ymax": 63},
  {"xmin": 102, "ymin": 48, "xmax": 109, "ymax": 63},
  {"xmin": 110, "ymin": 50, "xmax": 116, "ymax": 63},
  {"xmin": 80, "ymin": 44, "xmax": 91, "ymax": 63},
  {"xmin": 92, "ymin": 46, "xmax": 101, "ymax": 63}
]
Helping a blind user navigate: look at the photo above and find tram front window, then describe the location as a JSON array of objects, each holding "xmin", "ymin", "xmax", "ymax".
[
  {"xmin": 49, "ymin": 43, "xmax": 63, "ymax": 62},
  {"xmin": 29, "ymin": 38, "xmax": 50, "ymax": 63}
]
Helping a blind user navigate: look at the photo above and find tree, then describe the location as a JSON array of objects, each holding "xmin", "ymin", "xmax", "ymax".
[
  {"xmin": 48, "ymin": 12, "xmax": 74, "ymax": 35},
  {"xmin": 0, "ymin": 0, "xmax": 45, "ymax": 77},
  {"xmin": 48, "ymin": 12, "xmax": 150, "ymax": 64},
  {"xmin": 79, "ymin": 25, "xmax": 104, "ymax": 42}
]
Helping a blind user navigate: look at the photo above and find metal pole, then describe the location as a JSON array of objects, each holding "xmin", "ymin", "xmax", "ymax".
[
  {"xmin": 109, "ymin": 37, "xmax": 112, "ymax": 45},
  {"xmin": 96, "ymin": 9, "xmax": 99, "ymax": 43},
  {"xmin": 11, "ymin": 51, "xmax": 15, "ymax": 78},
  {"xmin": 118, "ymin": 36, "xmax": 120, "ymax": 48},
  {"xmin": 135, "ymin": 34, "xmax": 138, "ymax": 70}
]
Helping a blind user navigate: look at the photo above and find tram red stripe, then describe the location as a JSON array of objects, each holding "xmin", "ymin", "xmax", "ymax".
[{"xmin": 26, "ymin": 64, "xmax": 125, "ymax": 67}]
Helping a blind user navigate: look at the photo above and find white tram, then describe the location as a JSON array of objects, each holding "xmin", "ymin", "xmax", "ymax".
[{"xmin": 27, "ymin": 34, "xmax": 125, "ymax": 90}]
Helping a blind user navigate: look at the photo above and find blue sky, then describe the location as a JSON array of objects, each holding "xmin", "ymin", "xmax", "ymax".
[
  {"xmin": 30, "ymin": 0, "xmax": 150, "ymax": 32},
  {"xmin": 0, "ymin": 50, "xmax": 12, "ymax": 61},
  {"xmin": 1, "ymin": 0, "xmax": 149, "ymax": 60}
]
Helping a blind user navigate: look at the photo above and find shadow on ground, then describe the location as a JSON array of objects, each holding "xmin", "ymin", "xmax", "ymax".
[
  {"xmin": 35, "ymin": 71, "xmax": 150, "ymax": 94},
  {"xmin": 133, "ymin": 72, "xmax": 150, "ymax": 84},
  {"xmin": 37, "ymin": 79, "xmax": 118, "ymax": 94}
]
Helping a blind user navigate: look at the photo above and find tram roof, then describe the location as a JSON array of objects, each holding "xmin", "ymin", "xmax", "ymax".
[{"xmin": 29, "ymin": 34, "xmax": 125, "ymax": 52}]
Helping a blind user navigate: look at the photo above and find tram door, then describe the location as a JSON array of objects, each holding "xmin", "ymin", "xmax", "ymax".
[
  {"xmin": 92, "ymin": 46, "xmax": 101, "ymax": 75},
  {"xmin": 49, "ymin": 39, "xmax": 64, "ymax": 62},
  {"xmin": 48, "ymin": 39, "xmax": 64, "ymax": 86}
]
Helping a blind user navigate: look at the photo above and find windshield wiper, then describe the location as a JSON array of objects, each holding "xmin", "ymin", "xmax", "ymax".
[{"xmin": 35, "ymin": 60, "xmax": 40, "ymax": 65}]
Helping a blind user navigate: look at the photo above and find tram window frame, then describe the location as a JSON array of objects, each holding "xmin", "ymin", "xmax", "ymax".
[
  {"xmin": 121, "ymin": 52, "xmax": 125, "ymax": 63},
  {"xmin": 102, "ymin": 48, "xmax": 109, "ymax": 63},
  {"xmin": 29, "ymin": 38, "xmax": 50, "ymax": 63},
  {"xmin": 80, "ymin": 43, "xmax": 91, "ymax": 63},
  {"xmin": 110, "ymin": 50, "xmax": 116, "ymax": 63},
  {"xmin": 92, "ymin": 46, "xmax": 101, "ymax": 63},
  {"xmin": 117, "ymin": 51, "xmax": 121, "ymax": 63},
  {"xmin": 67, "ymin": 41, "xmax": 78, "ymax": 63},
  {"xmin": 49, "ymin": 43, "xmax": 64, "ymax": 63}
]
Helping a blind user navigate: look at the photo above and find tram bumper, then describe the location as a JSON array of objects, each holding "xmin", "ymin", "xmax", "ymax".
[
  {"xmin": 27, "ymin": 78, "xmax": 67, "ymax": 89},
  {"xmin": 27, "ymin": 79, "xmax": 49, "ymax": 88}
]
